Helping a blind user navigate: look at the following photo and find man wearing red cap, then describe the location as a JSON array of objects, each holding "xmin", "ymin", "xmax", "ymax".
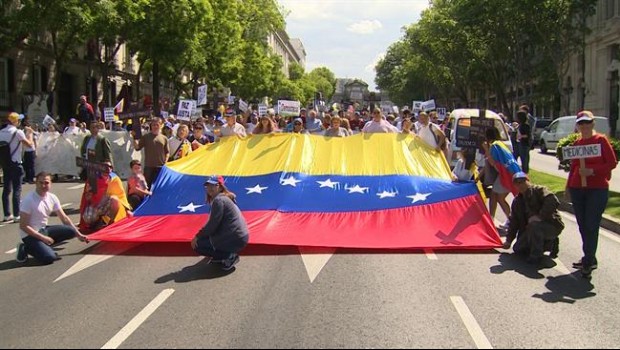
[
  {"xmin": 191, "ymin": 175, "xmax": 249, "ymax": 270},
  {"xmin": 503, "ymin": 172, "xmax": 564, "ymax": 264}
]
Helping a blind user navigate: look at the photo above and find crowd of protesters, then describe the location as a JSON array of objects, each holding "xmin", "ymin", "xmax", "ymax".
[{"xmin": 2, "ymin": 100, "xmax": 615, "ymax": 278}]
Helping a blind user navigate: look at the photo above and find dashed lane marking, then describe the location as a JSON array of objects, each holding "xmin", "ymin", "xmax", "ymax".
[{"xmin": 101, "ymin": 289, "xmax": 175, "ymax": 349}]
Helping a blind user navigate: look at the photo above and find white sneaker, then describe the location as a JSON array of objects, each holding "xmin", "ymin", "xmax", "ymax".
[
  {"xmin": 2, "ymin": 215, "xmax": 14, "ymax": 223},
  {"xmin": 12, "ymin": 216, "xmax": 20, "ymax": 224}
]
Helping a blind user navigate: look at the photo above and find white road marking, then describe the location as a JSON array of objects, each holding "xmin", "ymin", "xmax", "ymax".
[
  {"xmin": 424, "ymin": 249, "xmax": 438, "ymax": 260},
  {"xmin": 552, "ymin": 258, "xmax": 574, "ymax": 277},
  {"xmin": 450, "ymin": 296, "xmax": 493, "ymax": 349},
  {"xmin": 101, "ymin": 289, "xmax": 175, "ymax": 349},
  {"xmin": 298, "ymin": 246, "xmax": 336, "ymax": 283},
  {"xmin": 61, "ymin": 202, "xmax": 73, "ymax": 208},
  {"xmin": 5, "ymin": 248, "xmax": 16, "ymax": 254},
  {"xmin": 54, "ymin": 242, "xmax": 140, "ymax": 283},
  {"xmin": 67, "ymin": 184, "xmax": 85, "ymax": 190}
]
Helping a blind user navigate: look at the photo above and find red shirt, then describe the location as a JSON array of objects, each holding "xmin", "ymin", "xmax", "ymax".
[{"xmin": 567, "ymin": 134, "xmax": 617, "ymax": 189}]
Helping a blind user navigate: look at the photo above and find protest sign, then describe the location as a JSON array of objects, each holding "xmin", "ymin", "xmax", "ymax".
[
  {"xmin": 104, "ymin": 108, "xmax": 115, "ymax": 122},
  {"xmin": 562, "ymin": 144, "xmax": 602, "ymax": 186},
  {"xmin": 197, "ymin": 85, "xmax": 208, "ymax": 106},
  {"xmin": 277, "ymin": 100, "xmax": 301, "ymax": 117}
]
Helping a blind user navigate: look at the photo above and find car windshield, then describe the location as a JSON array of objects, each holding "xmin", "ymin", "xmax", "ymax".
[
  {"xmin": 455, "ymin": 117, "xmax": 510, "ymax": 141},
  {"xmin": 535, "ymin": 119, "xmax": 552, "ymax": 128}
]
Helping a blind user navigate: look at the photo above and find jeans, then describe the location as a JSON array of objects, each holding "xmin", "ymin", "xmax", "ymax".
[
  {"xmin": 2, "ymin": 163, "xmax": 23, "ymax": 217},
  {"xmin": 23, "ymin": 151, "xmax": 36, "ymax": 183},
  {"xmin": 518, "ymin": 142, "xmax": 530, "ymax": 173},
  {"xmin": 22, "ymin": 225, "xmax": 78, "ymax": 265},
  {"xmin": 193, "ymin": 235, "xmax": 249, "ymax": 260},
  {"xmin": 569, "ymin": 188, "xmax": 608, "ymax": 267}
]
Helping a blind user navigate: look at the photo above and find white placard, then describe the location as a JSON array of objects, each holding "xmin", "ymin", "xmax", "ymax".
[
  {"xmin": 562, "ymin": 144, "xmax": 602, "ymax": 160},
  {"xmin": 277, "ymin": 100, "xmax": 301, "ymax": 117},
  {"xmin": 104, "ymin": 108, "xmax": 115, "ymax": 122},
  {"xmin": 161, "ymin": 111, "xmax": 169, "ymax": 119},
  {"xmin": 177, "ymin": 100, "xmax": 196, "ymax": 121},
  {"xmin": 258, "ymin": 104, "xmax": 268, "ymax": 117},
  {"xmin": 239, "ymin": 99, "xmax": 249, "ymax": 113},
  {"xmin": 228, "ymin": 95, "xmax": 236, "ymax": 105},
  {"xmin": 421, "ymin": 99, "xmax": 436, "ymax": 112},
  {"xmin": 412, "ymin": 101, "xmax": 423, "ymax": 113},
  {"xmin": 43, "ymin": 114, "xmax": 55, "ymax": 127},
  {"xmin": 197, "ymin": 85, "xmax": 208, "ymax": 106},
  {"xmin": 437, "ymin": 107, "xmax": 447, "ymax": 120}
]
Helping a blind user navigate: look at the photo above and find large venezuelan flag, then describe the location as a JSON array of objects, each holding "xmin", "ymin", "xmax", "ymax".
[{"xmin": 90, "ymin": 133, "xmax": 501, "ymax": 249}]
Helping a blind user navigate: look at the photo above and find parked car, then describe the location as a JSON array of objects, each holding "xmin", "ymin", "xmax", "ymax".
[
  {"xmin": 532, "ymin": 118, "xmax": 553, "ymax": 146},
  {"xmin": 539, "ymin": 115, "xmax": 609, "ymax": 154},
  {"xmin": 446, "ymin": 109, "xmax": 513, "ymax": 167}
]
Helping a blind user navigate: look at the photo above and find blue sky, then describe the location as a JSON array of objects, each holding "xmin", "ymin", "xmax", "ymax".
[{"xmin": 279, "ymin": 0, "xmax": 430, "ymax": 91}]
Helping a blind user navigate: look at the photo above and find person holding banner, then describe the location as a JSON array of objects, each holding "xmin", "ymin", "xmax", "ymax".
[
  {"xmin": 362, "ymin": 108, "xmax": 398, "ymax": 134},
  {"xmin": 566, "ymin": 110, "xmax": 617, "ymax": 278}
]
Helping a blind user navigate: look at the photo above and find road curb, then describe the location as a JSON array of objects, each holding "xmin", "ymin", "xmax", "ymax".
[{"xmin": 559, "ymin": 201, "xmax": 620, "ymax": 234}]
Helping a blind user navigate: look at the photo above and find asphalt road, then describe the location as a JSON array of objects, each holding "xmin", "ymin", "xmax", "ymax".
[
  {"xmin": 529, "ymin": 148, "xmax": 620, "ymax": 193},
  {"xmin": 1, "ymin": 181, "xmax": 620, "ymax": 348}
]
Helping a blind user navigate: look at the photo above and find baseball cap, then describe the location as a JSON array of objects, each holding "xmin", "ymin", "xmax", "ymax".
[
  {"xmin": 225, "ymin": 108, "xmax": 235, "ymax": 117},
  {"xmin": 513, "ymin": 172, "xmax": 529, "ymax": 182},
  {"xmin": 7, "ymin": 112, "xmax": 19, "ymax": 123},
  {"xmin": 294, "ymin": 118, "xmax": 303, "ymax": 124},
  {"xmin": 575, "ymin": 110, "xmax": 594, "ymax": 124},
  {"xmin": 204, "ymin": 175, "xmax": 224, "ymax": 186},
  {"xmin": 70, "ymin": 118, "xmax": 77, "ymax": 123}
]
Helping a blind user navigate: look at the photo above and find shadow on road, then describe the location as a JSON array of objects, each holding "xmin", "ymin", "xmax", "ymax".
[
  {"xmin": 532, "ymin": 273, "xmax": 596, "ymax": 304},
  {"xmin": 154, "ymin": 258, "xmax": 235, "ymax": 283},
  {"xmin": 489, "ymin": 252, "xmax": 549, "ymax": 279}
]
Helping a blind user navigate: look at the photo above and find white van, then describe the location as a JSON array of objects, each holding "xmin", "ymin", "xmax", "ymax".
[
  {"xmin": 539, "ymin": 115, "xmax": 609, "ymax": 154},
  {"xmin": 446, "ymin": 109, "xmax": 513, "ymax": 167}
]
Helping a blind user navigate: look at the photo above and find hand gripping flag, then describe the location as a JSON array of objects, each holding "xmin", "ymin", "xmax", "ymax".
[{"xmin": 89, "ymin": 134, "xmax": 501, "ymax": 249}]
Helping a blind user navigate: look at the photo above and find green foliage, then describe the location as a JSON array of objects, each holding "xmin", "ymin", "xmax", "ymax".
[{"xmin": 374, "ymin": 0, "xmax": 598, "ymax": 111}]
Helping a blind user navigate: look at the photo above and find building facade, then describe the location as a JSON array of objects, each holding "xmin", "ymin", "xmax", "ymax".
[
  {"xmin": 267, "ymin": 30, "xmax": 306, "ymax": 78},
  {"xmin": 565, "ymin": 0, "xmax": 620, "ymax": 137}
]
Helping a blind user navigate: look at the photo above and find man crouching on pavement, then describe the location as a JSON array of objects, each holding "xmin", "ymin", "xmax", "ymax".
[
  {"xmin": 503, "ymin": 172, "xmax": 564, "ymax": 263},
  {"xmin": 16, "ymin": 172, "xmax": 89, "ymax": 264}
]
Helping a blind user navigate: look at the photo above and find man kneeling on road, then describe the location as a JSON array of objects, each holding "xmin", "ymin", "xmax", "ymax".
[
  {"xmin": 503, "ymin": 172, "xmax": 564, "ymax": 263},
  {"xmin": 16, "ymin": 172, "xmax": 89, "ymax": 264}
]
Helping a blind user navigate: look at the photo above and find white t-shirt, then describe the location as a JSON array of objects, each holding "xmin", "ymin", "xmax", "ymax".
[
  {"xmin": 19, "ymin": 191, "xmax": 62, "ymax": 239},
  {"xmin": 219, "ymin": 123, "xmax": 247, "ymax": 138},
  {"xmin": 361, "ymin": 119, "xmax": 398, "ymax": 133},
  {"xmin": 416, "ymin": 122, "xmax": 440, "ymax": 148},
  {"xmin": 0, "ymin": 125, "xmax": 27, "ymax": 163},
  {"xmin": 63, "ymin": 125, "xmax": 82, "ymax": 136}
]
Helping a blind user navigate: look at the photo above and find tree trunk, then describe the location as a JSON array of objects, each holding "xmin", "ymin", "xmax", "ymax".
[{"xmin": 152, "ymin": 60, "xmax": 160, "ymax": 117}]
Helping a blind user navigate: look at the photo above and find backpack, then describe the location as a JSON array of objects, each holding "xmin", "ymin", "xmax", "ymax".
[{"xmin": 0, "ymin": 131, "xmax": 18, "ymax": 169}]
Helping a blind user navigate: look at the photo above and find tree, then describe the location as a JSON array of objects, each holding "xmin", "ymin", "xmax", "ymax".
[
  {"xmin": 288, "ymin": 62, "xmax": 305, "ymax": 81},
  {"xmin": 125, "ymin": 0, "xmax": 211, "ymax": 116},
  {"xmin": 308, "ymin": 67, "xmax": 336, "ymax": 101},
  {"xmin": 18, "ymin": 0, "xmax": 97, "ymax": 117}
]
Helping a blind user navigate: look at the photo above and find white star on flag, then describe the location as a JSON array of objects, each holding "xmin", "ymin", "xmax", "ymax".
[
  {"xmin": 280, "ymin": 176, "xmax": 302, "ymax": 187},
  {"xmin": 317, "ymin": 179, "xmax": 339, "ymax": 189},
  {"xmin": 376, "ymin": 191, "xmax": 397, "ymax": 199},
  {"xmin": 177, "ymin": 202, "xmax": 205, "ymax": 213},
  {"xmin": 407, "ymin": 193, "xmax": 431, "ymax": 204},
  {"xmin": 246, "ymin": 184, "xmax": 268, "ymax": 194},
  {"xmin": 346, "ymin": 185, "xmax": 369, "ymax": 194}
]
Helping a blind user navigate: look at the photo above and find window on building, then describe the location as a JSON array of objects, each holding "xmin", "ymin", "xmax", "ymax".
[
  {"xmin": 611, "ymin": 44, "xmax": 620, "ymax": 62},
  {"xmin": 605, "ymin": 0, "xmax": 616, "ymax": 19},
  {"xmin": 32, "ymin": 65, "xmax": 41, "ymax": 92}
]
